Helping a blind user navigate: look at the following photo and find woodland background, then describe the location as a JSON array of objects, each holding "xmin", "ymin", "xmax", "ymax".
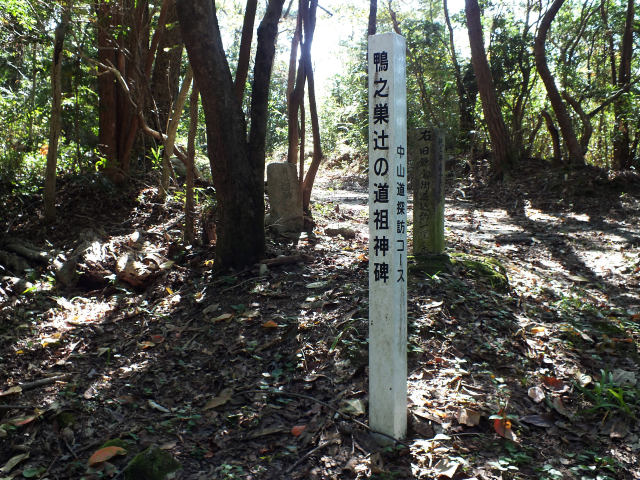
[{"xmin": 0, "ymin": 0, "xmax": 639, "ymax": 479}]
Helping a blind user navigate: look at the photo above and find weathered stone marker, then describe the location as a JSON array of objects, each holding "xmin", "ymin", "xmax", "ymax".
[
  {"xmin": 414, "ymin": 128, "xmax": 445, "ymax": 255},
  {"xmin": 368, "ymin": 32, "xmax": 407, "ymax": 441},
  {"xmin": 265, "ymin": 162, "xmax": 303, "ymax": 239}
]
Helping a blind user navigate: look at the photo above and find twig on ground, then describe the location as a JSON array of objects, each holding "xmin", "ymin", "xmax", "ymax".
[
  {"xmin": 0, "ymin": 404, "xmax": 35, "ymax": 410},
  {"xmin": 9, "ymin": 373, "xmax": 72, "ymax": 393},
  {"xmin": 286, "ymin": 439, "xmax": 337, "ymax": 474},
  {"xmin": 240, "ymin": 388, "xmax": 410, "ymax": 447}
]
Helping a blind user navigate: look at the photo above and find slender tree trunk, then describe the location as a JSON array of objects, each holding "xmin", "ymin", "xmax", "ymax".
[
  {"xmin": 184, "ymin": 85, "xmax": 199, "ymax": 245},
  {"xmin": 299, "ymin": 0, "xmax": 322, "ymax": 211},
  {"xmin": 541, "ymin": 110, "xmax": 561, "ymax": 164},
  {"xmin": 612, "ymin": 0, "xmax": 634, "ymax": 170},
  {"xmin": 287, "ymin": 2, "xmax": 304, "ymax": 166},
  {"xmin": 97, "ymin": 0, "xmax": 118, "ymax": 167},
  {"xmin": 44, "ymin": 2, "xmax": 73, "ymax": 222},
  {"xmin": 150, "ymin": 0, "xmax": 183, "ymax": 133},
  {"xmin": 160, "ymin": 66, "xmax": 193, "ymax": 200},
  {"xmin": 444, "ymin": 0, "xmax": 474, "ymax": 140},
  {"xmin": 562, "ymin": 91, "xmax": 592, "ymax": 153},
  {"xmin": 465, "ymin": 0, "xmax": 515, "ymax": 178},
  {"xmin": 534, "ymin": 0, "xmax": 584, "ymax": 166},
  {"xmin": 234, "ymin": 0, "xmax": 258, "ymax": 101}
]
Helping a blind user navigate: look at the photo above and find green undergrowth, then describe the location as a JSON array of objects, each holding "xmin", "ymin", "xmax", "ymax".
[{"xmin": 410, "ymin": 252, "xmax": 509, "ymax": 291}]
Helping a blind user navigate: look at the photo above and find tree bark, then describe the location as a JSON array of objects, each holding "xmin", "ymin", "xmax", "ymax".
[
  {"xmin": 234, "ymin": 0, "xmax": 258, "ymax": 101},
  {"xmin": 612, "ymin": 0, "xmax": 634, "ymax": 170},
  {"xmin": 444, "ymin": 0, "xmax": 474, "ymax": 139},
  {"xmin": 534, "ymin": 0, "xmax": 584, "ymax": 166},
  {"xmin": 160, "ymin": 66, "xmax": 193, "ymax": 200},
  {"xmin": 541, "ymin": 110, "xmax": 562, "ymax": 164},
  {"xmin": 465, "ymin": 0, "xmax": 515, "ymax": 178},
  {"xmin": 368, "ymin": 0, "xmax": 377, "ymax": 36},
  {"xmin": 177, "ymin": 0, "xmax": 285, "ymax": 269},
  {"xmin": 150, "ymin": 0, "xmax": 183, "ymax": 133},
  {"xmin": 44, "ymin": 1, "xmax": 73, "ymax": 222},
  {"xmin": 287, "ymin": 2, "xmax": 304, "ymax": 166},
  {"xmin": 184, "ymin": 85, "xmax": 199, "ymax": 245},
  {"xmin": 96, "ymin": 0, "xmax": 150, "ymax": 176},
  {"xmin": 301, "ymin": 0, "xmax": 322, "ymax": 211}
]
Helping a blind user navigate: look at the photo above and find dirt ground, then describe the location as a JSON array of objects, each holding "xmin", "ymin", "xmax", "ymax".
[{"xmin": 1, "ymin": 159, "xmax": 640, "ymax": 479}]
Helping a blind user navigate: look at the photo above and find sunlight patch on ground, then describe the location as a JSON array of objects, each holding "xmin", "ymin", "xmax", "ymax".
[{"xmin": 524, "ymin": 205, "xmax": 556, "ymax": 223}]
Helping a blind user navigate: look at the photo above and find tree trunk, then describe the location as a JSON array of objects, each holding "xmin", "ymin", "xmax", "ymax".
[
  {"xmin": 44, "ymin": 2, "xmax": 73, "ymax": 222},
  {"xmin": 612, "ymin": 0, "xmax": 634, "ymax": 170},
  {"xmin": 534, "ymin": 0, "xmax": 584, "ymax": 166},
  {"xmin": 96, "ymin": 0, "xmax": 149, "ymax": 176},
  {"xmin": 541, "ymin": 110, "xmax": 561, "ymax": 164},
  {"xmin": 287, "ymin": 2, "xmax": 304, "ymax": 166},
  {"xmin": 150, "ymin": 0, "xmax": 183, "ymax": 133},
  {"xmin": 368, "ymin": 0, "xmax": 377, "ymax": 36},
  {"xmin": 234, "ymin": 0, "xmax": 258, "ymax": 101},
  {"xmin": 444, "ymin": 0, "xmax": 474, "ymax": 141},
  {"xmin": 301, "ymin": 1, "xmax": 322, "ymax": 211},
  {"xmin": 184, "ymin": 85, "xmax": 199, "ymax": 245},
  {"xmin": 177, "ymin": 0, "xmax": 284, "ymax": 269},
  {"xmin": 465, "ymin": 0, "xmax": 515, "ymax": 178},
  {"xmin": 562, "ymin": 91, "xmax": 592, "ymax": 154},
  {"xmin": 160, "ymin": 66, "xmax": 193, "ymax": 200}
]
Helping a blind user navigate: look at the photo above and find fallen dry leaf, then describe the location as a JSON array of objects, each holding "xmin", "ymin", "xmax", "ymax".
[
  {"xmin": 520, "ymin": 414, "xmax": 554, "ymax": 428},
  {"xmin": 88, "ymin": 446, "xmax": 127, "ymax": 466},
  {"xmin": 291, "ymin": 425, "xmax": 306, "ymax": 437},
  {"xmin": 528, "ymin": 386, "xmax": 545, "ymax": 403},
  {"xmin": 432, "ymin": 458, "xmax": 460, "ymax": 478},
  {"xmin": 211, "ymin": 313, "xmax": 233, "ymax": 323},
  {"xmin": 261, "ymin": 320, "xmax": 278, "ymax": 328},
  {"xmin": 9, "ymin": 415, "xmax": 37, "ymax": 427},
  {"xmin": 0, "ymin": 453, "xmax": 29, "ymax": 474},
  {"xmin": 542, "ymin": 376, "xmax": 566, "ymax": 391},
  {"xmin": 0, "ymin": 386, "xmax": 22, "ymax": 397},
  {"xmin": 204, "ymin": 388, "xmax": 233, "ymax": 410},
  {"xmin": 456, "ymin": 408, "xmax": 481, "ymax": 426}
]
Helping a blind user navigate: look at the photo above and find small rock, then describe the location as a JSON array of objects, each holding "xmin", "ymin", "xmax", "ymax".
[{"xmin": 324, "ymin": 223, "xmax": 356, "ymax": 239}]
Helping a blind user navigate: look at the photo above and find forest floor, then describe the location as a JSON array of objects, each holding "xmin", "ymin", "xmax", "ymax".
[{"xmin": 1, "ymin": 158, "xmax": 640, "ymax": 480}]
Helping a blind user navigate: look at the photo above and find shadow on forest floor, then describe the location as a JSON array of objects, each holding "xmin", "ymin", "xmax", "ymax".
[{"xmin": 1, "ymin": 159, "xmax": 640, "ymax": 479}]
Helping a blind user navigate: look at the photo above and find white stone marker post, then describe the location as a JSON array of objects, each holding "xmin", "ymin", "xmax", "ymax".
[{"xmin": 368, "ymin": 32, "xmax": 408, "ymax": 441}]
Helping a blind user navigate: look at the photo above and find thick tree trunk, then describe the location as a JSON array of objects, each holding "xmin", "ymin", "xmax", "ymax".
[
  {"xmin": 465, "ymin": 0, "xmax": 515, "ymax": 178},
  {"xmin": 177, "ymin": 0, "xmax": 284, "ymax": 269},
  {"xmin": 44, "ymin": 2, "xmax": 73, "ymax": 222},
  {"xmin": 612, "ymin": 0, "xmax": 634, "ymax": 170},
  {"xmin": 534, "ymin": 0, "xmax": 584, "ymax": 166},
  {"xmin": 368, "ymin": 0, "xmax": 377, "ymax": 36}
]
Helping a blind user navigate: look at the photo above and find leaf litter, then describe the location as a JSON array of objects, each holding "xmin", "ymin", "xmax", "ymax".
[{"xmin": 0, "ymin": 162, "xmax": 639, "ymax": 478}]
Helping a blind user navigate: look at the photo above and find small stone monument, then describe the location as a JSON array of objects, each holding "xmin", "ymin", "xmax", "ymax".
[
  {"xmin": 368, "ymin": 32, "xmax": 408, "ymax": 442},
  {"xmin": 265, "ymin": 162, "xmax": 303, "ymax": 238},
  {"xmin": 414, "ymin": 127, "xmax": 445, "ymax": 255}
]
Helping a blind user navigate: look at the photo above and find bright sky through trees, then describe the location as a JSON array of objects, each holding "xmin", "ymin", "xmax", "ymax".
[{"xmin": 310, "ymin": 0, "xmax": 469, "ymax": 99}]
